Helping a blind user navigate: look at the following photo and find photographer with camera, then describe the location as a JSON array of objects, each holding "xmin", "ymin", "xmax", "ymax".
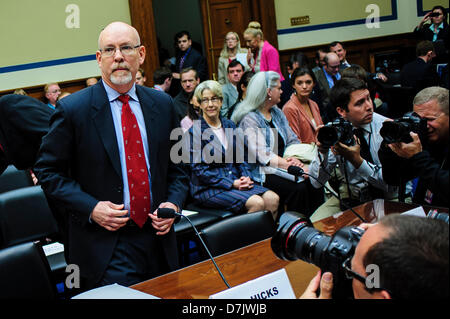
[
  {"xmin": 292, "ymin": 214, "xmax": 449, "ymax": 299},
  {"xmin": 379, "ymin": 86, "xmax": 449, "ymax": 207},
  {"xmin": 308, "ymin": 78, "xmax": 397, "ymax": 222}
]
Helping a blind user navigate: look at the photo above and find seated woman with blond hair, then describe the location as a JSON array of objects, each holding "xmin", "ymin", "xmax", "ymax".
[{"xmin": 186, "ymin": 80, "xmax": 279, "ymax": 217}]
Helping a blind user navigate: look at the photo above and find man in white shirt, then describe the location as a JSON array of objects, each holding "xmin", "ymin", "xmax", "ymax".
[{"xmin": 309, "ymin": 77, "xmax": 397, "ymax": 222}]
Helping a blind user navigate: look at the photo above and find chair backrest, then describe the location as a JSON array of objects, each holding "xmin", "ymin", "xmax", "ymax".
[
  {"xmin": 0, "ymin": 165, "xmax": 34, "ymax": 194},
  {"xmin": 0, "ymin": 186, "xmax": 59, "ymax": 248},
  {"xmin": 200, "ymin": 211, "xmax": 276, "ymax": 257},
  {"xmin": 0, "ymin": 241, "xmax": 56, "ymax": 299}
]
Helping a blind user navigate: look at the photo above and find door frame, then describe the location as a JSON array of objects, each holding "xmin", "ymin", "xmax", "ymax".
[{"xmin": 129, "ymin": 0, "xmax": 278, "ymax": 82}]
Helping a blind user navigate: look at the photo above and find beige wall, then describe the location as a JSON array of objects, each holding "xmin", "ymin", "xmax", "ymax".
[
  {"xmin": 274, "ymin": 0, "xmax": 437, "ymax": 50},
  {"xmin": 0, "ymin": 0, "xmax": 131, "ymax": 91}
]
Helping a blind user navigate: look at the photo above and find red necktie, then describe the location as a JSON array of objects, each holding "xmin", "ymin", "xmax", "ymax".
[{"xmin": 118, "ymin": 95, "xmax": 151, "ymax": 228}]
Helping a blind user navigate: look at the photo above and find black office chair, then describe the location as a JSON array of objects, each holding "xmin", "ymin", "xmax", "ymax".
[
  {"xmin": 0, "ymin": 186, "xmax": 59, "ymax": 248},
  {"xmin": 0, "ymin": 242, "xmax": 56, "ymax": 299},
  {"xmin": 0, "ymin": 186, "xmax": 67, "ymax": 280},
  {"xmin": 199, "ymin": 210, "xmax": 276, "ymax": 257},
  {"xmin": 0, "ymin": 165, "xmax": 34, "ymax": 194}
]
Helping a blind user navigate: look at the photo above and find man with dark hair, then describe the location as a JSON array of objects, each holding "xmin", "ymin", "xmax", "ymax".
[
  {"xmin": 309, "ymin": 78, "xmax": 396, "ymax": 222},
  {"xmin": 400, "ymin": 40, "xmax": 439, "ymax": 94},
  {"xmin": 379, "ymin": 86, "xmax": 449, "ymax": 207},
  {"xmin": 301, "ymin": 214, "xmax": 449, "ymax": 299},
  {"xmin": 152, "ymin": 67, "xmax": 172, "ymax": 93},
  {"xmin": 173, "ymin": 67, "xmax": 200, "ymax": 123},
  {"xmin": 221, "ymin": 59, "xmax": 244, "ymax": 117},
  {"xmin": 172, "ymin": 30, "xmax": 207, "ymax": 82}
]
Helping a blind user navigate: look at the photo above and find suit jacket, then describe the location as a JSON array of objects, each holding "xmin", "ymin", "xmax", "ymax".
[
  {"xmin": 282, "ymin": 95, "xmax": 323, "ymax": 144},
  {"xmin": 175, "ymin": 47, "xmax": 208, "ymax": 81},
  {"xmin": 221, "ymin": 83, "xmax": 238, "ymax": 118},
  {"xmin": 0, "ymin": 94, "xmax": 53, "ymax": 175},
  {"xmin": 312, "ymin": 68, "xmax": 339, "ymax": 123},
  {"xmin": 34, "ymin": 81, "xmax": 188, "ymax": 288},
  {"xmin": 187, "ymin": 117, "xmax": 251, "ymax": 203},
  {"xmin": 400, "ymin": 58, "xmax": 439, "ymax": 94}
]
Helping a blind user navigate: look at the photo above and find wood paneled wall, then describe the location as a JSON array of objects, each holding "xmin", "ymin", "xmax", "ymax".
[{"xmin": 279, "ymin": 33, "xmax": 418, "ymax": 79}]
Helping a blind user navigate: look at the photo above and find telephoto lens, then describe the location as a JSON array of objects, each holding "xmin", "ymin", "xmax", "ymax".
[{"xmin": 271, "ymin": 211, "xmax": 365, "ymax": 299}]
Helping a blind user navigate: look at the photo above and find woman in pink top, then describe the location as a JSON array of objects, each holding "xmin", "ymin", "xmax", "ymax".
[
  {"xmin": 283, "ymin": 67, "xmax": 323, "ymax": 144},
  {"xmin": 243, "ymin": 21, "xmax": 284, "ymax": 81}
]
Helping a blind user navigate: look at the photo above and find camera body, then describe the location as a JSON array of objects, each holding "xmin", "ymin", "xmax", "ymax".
[
  {"xmin": 271, "ymin": 211, "xmax": 365, "ymax": 299},
  {"xmin": 317, "ymin": 117, "xmax": 356, "ymax": 148},
  {"xmin": 380, "ymin": 112, "xmax": 427, "ymax": 144}
]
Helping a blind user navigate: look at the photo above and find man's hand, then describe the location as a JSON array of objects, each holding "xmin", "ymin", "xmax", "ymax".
[
  {"xmin": 333, "ymin": 140, "xmax": 363, "ymax": 168},
  {"xmin": 91, "ymin": 201, "xmax": 129, "ymax": 232},
  {"xmin": 150, "ymin": 202, "xmax": 178, "ymax": 236},
  {"xmin": 300, "ymin": 271, "xmax": 333, "ymax": 299},
  {"xmin": 388, "ymin": 132, "xmax": 423, "ymax": 159}
]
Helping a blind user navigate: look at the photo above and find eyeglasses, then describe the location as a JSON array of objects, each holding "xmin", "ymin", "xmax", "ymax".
[
  {"xmin": 48, "ymin": 89, "xmax": 61, "ymax": 94},
  {"xmin": 342, "ymin": 257, "xmax": 393, "ymax": 296},
  {"xmin": 200, "ymin": 97, "xmax": 221, "ymax": 106},
  {"xmin": 100, "ymin": 45, "xmax": 141, "ymax": 57}
]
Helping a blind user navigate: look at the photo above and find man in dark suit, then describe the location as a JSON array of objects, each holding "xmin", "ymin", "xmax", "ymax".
[
  {"xmin": 0, "ymin": 94, "xmax": 53, "ymax": 175},
  {"xmin": 313, "ymin": 52, "xmax": 342, "ymax": 122},
  {"xmin": 170, "ymin": 30, "xmax": 207, "ymax": 97},
  {"xmin": 34, "ymin": 22, "xmax": 188, "ymax": 290},
  {"xmin": 401, "ymin": 40, "xmax": 439, "ymax": 94}
]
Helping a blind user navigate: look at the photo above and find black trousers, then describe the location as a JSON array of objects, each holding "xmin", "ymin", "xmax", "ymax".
[
  {"xmin": 263, "ymin": 175, "xmax": 324, "ymax": 217},
  {"xmin": 99, "ymin": 222, "xmax": 169, "ymax": 287}
]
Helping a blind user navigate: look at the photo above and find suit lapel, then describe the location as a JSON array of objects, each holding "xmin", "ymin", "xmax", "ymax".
[{"xmin": 91, "ymin": 82, "xmax": 122, "ymax": 178}]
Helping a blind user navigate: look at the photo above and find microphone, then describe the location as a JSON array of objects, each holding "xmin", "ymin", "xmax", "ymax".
[
  {"xmin": 157, "ymin": 207, "xmax": 231, "ymax": 289},
  {"xmin": 287, "ymin": 166, "xmax": 367, "ymax": 223}
]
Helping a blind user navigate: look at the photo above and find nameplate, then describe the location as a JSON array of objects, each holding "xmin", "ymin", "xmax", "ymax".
[
  {"xmin": 209, "ymin": 268, "xmax": 295, "ymax": 299},
  {"xmin": 401, "ymin": 206, "xmax": 426, "ymax": 218}
]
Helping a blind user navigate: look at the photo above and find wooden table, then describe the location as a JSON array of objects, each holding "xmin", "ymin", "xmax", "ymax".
[
  {"xmin": 131, "ymin": 200, "xmax": 447, "ymax": 299},
  {"xmin": 131, "ymin": 238, "xmax": 319, "ymax": 299}
]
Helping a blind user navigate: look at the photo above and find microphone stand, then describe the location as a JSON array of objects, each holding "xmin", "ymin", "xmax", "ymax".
[{"xmin": 160, "ymin": 209, "xmax": 231, "ymax": 289}]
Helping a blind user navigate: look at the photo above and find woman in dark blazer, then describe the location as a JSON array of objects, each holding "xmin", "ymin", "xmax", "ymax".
[{"xmin": 186, "ymin": 80, "xmax": 279, "ymax": 218}]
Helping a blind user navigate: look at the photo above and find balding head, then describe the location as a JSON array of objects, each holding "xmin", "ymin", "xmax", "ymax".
[
  {"xmin": 96, "ymin": 22, "xmax": 145, "ymax": 94},
  {"xmin": 98, "ymin": 22, "xmax": 141, "ymax": 49},
  {"xmin": 324, "ymin": 52, "xmax": 340, "ymax": 76}
]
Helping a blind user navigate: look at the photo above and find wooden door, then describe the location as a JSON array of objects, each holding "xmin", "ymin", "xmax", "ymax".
[{"xmin": 200, "ymin": 0, "xmax": 277, "ymax": 80}]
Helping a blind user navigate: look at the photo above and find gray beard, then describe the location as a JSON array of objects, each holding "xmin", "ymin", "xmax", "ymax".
[{"xmin": 110, "ymin": 71, "xmax": 132, "ymax": 85}]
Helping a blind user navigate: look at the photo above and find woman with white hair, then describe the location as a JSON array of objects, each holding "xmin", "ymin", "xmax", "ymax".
[
  {"xmin": 232, "ymin": 71, "xmax": 323, "ymax": 216},
  {"xmin": 186, "ymin": 80, "xmax": 279, "ymax": 217}
]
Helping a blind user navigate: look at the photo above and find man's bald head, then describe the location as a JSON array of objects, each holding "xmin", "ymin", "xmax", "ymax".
[
  {"xmin": 98, "ymin": 22, "xmax": 141, "ymax": 49},
  {"xmin": 324, "ymin": 52, "xmax": 340, "ymax": 76}
]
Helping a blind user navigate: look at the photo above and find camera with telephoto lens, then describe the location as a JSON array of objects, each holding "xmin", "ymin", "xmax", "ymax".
[
  {"xmin": 380, "ymin": 112, "xmax": 427, "ymax": 144},
  {"xmin": 317, "ymin": 117, "xmax": 356, "ymax": 148},
  {"xmin": 271, "ymin": 211, "xmax": 365, "ymax": 299}
]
